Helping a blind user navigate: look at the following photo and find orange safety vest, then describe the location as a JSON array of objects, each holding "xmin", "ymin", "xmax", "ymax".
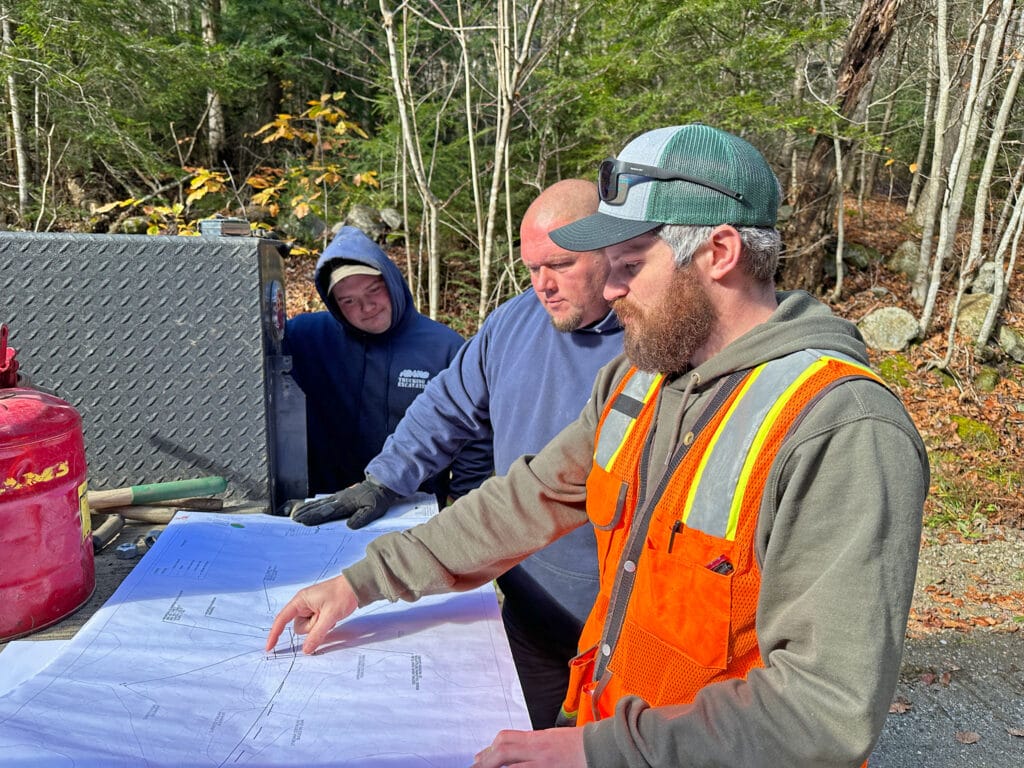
[{"xmin": 561, "ymin": 351, "xmax": 883, "ymax": 730}]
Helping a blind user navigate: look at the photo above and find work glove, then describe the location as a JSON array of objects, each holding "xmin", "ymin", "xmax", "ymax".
[{"xmin": 285, "ymin": 479, "xmax": 399, "ymax": 529}]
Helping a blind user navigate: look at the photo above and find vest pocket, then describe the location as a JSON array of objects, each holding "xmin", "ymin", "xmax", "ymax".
[
  {"xmin": 637, "ymin": 528, "xmax": 732, "ymax": 670},
  {"xmin": 586, "ymin": 463, "xmax": 628, "ymax": 574},
  {"xmin": 586, "ymin": 463, "xmax": 627, "ymax": 530},
  {"xmin": 561, "ymin": 644, "xmax": 598, "ymax": 726}
]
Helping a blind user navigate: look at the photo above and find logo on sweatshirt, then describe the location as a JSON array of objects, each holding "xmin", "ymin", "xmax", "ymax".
[{"xmin": 397, "ymin": 369, "xmax": 430, "ymax": 390}]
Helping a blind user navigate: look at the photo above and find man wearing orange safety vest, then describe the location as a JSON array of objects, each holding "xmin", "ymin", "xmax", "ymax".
[{"xmin": 267, "ymin": 124, "xmax": 929, "ymax": 768}]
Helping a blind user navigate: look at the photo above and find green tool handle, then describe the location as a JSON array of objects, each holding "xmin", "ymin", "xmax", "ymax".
[
  {"xmin": 88, "ymin": 476, "xmax": 227, "ymax": 510},
  {"xmin": 129, "ymin": 477, "xmax": 227, "ymax": 504}
]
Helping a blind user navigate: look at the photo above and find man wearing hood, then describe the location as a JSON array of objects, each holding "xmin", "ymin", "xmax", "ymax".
[
  {"xmin": 283, "ymin": 225, "xmax": 491, "ymax": 503},
  {"xmin": 268, "ymin": 126, "xmax": 928, "ymax": 768}
]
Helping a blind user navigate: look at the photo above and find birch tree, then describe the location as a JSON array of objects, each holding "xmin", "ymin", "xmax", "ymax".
[
  {"xmin": 1, "ymin": 4, "xmax": 30, "ymax": 219},
  {"xmin": 378, "ymin": 0, "xmax": 442, "ymax": 316},
  {"xmin": 934, "ymin": 31, "xmax": 1023, "ymax": 367},
  {"xmin": 977, "ymin": 171, "xmax": 1024, "ymax": 356},
  {"xmin": 201, "ymin": 0, "xmax": 226, "ymax": 166},
  {"xmin": 377, "ymin": 0, "xmax": 550, "ymax": 320},
  {"xmin": 918, "ymin": 0, "xmax": 1016, "ymax": 338},
  {"xmin": 910, "ymin": 0, "xmax": 951, "ymax": 305}
]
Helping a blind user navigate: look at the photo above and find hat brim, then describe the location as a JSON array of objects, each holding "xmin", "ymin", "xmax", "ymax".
[{"xmin": 549, "ymin": 212, "xmax": 661, "ymax": 252}]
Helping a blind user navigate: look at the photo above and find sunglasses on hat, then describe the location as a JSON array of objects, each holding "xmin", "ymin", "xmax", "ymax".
[{"xmin": 597, "ymin": 157, "xmax": 745, "ymax": 206}]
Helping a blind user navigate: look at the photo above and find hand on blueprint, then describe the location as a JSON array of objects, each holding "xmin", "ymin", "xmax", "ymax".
[
  {"xmin": 470, "ymin": 727, "xmax": 586, "ymax": 768},
  {"xmin": 284, "ymin": 479, "xmax": 399, "ymax": 528},
  {"xmin": 265, "ymin": 574, "xmax": 359, "ymax": 654}
]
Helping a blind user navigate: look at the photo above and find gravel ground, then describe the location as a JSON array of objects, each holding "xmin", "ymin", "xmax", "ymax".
[
  {"xmin": 909, "ymin": 525, "xmax": 1024, "ymax": 637},
  {"xmin": 871, "ymin": 524, "xmax": 1024, "ymax": 766}
]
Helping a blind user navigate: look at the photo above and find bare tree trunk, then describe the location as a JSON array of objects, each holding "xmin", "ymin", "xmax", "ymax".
[
  {"xmin": 919, "ymin": 1, "xmax": 1014, "ymax": 338},
  {"xmin": 781, "ymin": 0, "xmax": 903, "ymax": 292},
  {"xmin": 201, "ymin": 0, "xmax": 226, "ymax": 166},
  {"xmin": 978, "ymin": 187, "xmax": 1023, "ymax": 355},
  {"xmin": 455, "ymin": 1, "xmax": 485, "ymax": 273},
  {"xmin": 830, "ymin": 129, "xmax": 846, "ymax": 302},
  {"xmin": 911, "ymin": 0, "xmax": 950, "ymax": 304},
  {"xmin": 2, "ymin": 5, "xmax": 30, "ymax": 219},
  {"xmin": 994, "ymin": 147, "xmax": 1024, "ymax": 239},
  {"xmin": 785, "ymin": 51, "xmax": 807, "ymax": 204},
  {"xmin": 476, "ymin": 0, "xmax": 546, "ymax": 323},
  {"xmin": 905, "ymin": 48, "xmax": 934, "ymax": 215},
  {"xmin": 380, "ymin": 0, "xmax": 442, "ymax": 317},
  {"xmin": 862, "ymin": 40, "xmax": 905, "ymax": 201}
]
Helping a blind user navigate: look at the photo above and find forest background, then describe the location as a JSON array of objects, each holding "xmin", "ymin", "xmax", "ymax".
[{"xmin": 2, "ymin": 0, "xmax": 1023, "ymax": 630}]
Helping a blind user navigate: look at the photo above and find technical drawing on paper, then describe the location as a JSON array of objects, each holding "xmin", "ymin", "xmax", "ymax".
[{"xmin": 0, "ymin": 499, "xmax": 529, "ymax": 766}]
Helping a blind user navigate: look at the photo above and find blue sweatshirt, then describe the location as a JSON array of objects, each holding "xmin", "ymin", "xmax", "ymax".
[
  {"xmin": 367, "ymin": 291, "xmax": 623, "ymax": 625},
  {"xmin": 284, "ymin": 226, "xmax": 492, "ymax": 498}
]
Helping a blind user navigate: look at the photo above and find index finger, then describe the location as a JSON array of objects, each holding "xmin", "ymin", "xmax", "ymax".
[{"xmin": 265, "ymin": 601, "xmax": 302, "ymax": 651}]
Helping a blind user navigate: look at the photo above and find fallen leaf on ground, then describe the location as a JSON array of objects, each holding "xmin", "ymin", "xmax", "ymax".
[
  {"xmin": 1007, "ymin": 727, "xmax": 1024, "ymax": 737},
  {"xmin": 889, "ymin": 696, "xmax": 912, "ymax": 714},
  {"xmin": 955, "ymin": 731, "xmax": 980, "ymax": 744}
]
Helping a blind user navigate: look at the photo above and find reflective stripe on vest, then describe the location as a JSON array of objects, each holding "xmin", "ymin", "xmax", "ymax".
[
  {"xmin": 594, "ymin": 370, "xmax": 663, "ymax": 472},
  {"xmin": 684, "ymin": 352, "xmax": 876, "ymax": 541},
  {"xmin": 563, "ymin": 350, "xmax": 883, "ymax": 728}
]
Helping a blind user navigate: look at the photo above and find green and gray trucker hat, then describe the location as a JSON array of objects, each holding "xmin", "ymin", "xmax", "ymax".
[{"xmin": 550, "ymin": 124, "xmax": 780, "ymax": 252}]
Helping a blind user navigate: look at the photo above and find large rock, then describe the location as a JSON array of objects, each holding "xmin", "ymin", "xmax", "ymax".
[
  {"xmin": 858, "ymin": 307, "xmax": 920, "ymax": 352},
  {"xmin": 955, "ymin": 293, "xmax": 1024, "ymax": 362},
  {"xmin": 969, "ymin": 262, "xmax": 997, "ymax": 294},
  {"xmin": 886, "ymin": 240, "xmax": 920, "ymax": 280},
  {"xmin": 823, "ymin": 242, "xmax": 883, "ymax": 277},
  {"xmin": 380, "ymin": 207, "xmax": 403, "ymax": 231},
  {"xmin": 843, "ymin": 242, "xmax": 883, "ymax": 270},
  {"xmin": 956, "ymin": 293, "xmax": 993, "ymax": 338},
  {"xmin": 342, "ymin": 204, "xmax": 403, "ymax": 243},
  {"xmin": 998, "ymin": 325, "xmax": 1024, "ymax": 363}
]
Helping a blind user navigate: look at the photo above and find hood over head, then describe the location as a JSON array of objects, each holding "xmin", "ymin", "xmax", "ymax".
[{"xmin": 314, "ymin": 226, "xmax": 413, "ymax": 336}]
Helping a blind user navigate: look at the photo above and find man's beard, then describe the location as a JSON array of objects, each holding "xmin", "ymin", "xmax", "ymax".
[
  {"xmin": 612, "ymin": 267, "xmax": 716, "ymax": 374},
  {"xmin": 549, "ymin": 307, "xmax": 584, "ymax": 333}
]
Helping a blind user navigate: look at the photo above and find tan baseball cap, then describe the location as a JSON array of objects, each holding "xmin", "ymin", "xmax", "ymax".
[{"xmin": 328, "ymin": 263, "xmax": 381, "ymax": 291}]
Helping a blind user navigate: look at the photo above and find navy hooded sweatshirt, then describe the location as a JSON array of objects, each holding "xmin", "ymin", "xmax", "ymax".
[{"xmin": 283, "ymin": 226, "xmax": 492, "ymax": 499}]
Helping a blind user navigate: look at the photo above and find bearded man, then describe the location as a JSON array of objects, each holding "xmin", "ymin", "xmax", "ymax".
[{"xmin": 267, "ymin": 124, "xmax": 928, "ymax": 768}]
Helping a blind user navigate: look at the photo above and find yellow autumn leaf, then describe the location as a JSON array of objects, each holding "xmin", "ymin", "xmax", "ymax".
[{"xmin": 909, "ymin": 163, "xmax": 919, "ymax": 173}]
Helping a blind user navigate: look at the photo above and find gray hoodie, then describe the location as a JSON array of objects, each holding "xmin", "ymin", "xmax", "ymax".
[{"xmin": 344, "ymin": 290, "xmax": 928, "ymax": 767}]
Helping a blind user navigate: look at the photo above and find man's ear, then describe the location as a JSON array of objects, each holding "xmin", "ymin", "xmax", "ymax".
[{"xmin": 705, "ymin": 225, "xmax": 743, "ymax": 280}]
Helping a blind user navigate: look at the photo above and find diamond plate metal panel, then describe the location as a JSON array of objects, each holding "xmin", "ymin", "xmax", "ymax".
[{"xmin": 1, "ymin": 232, "xmax": 288, "ymax": 506}]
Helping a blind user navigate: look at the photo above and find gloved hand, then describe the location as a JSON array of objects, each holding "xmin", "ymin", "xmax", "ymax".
[{"xmin": 285, "ymin": 479, "xmax": 399, "ymax": 529}]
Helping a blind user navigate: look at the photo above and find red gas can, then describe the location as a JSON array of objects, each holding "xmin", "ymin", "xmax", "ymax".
[{"xmin": 0, "ymin": 388, "xmax": 94, "ymax": 640}]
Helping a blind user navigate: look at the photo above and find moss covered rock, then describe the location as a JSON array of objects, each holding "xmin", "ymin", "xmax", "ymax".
[
  {"xmin": 951, "ymin": 415, "xmax": 999, "ymax": 451},
  {"xmin": 878, "ymin": 354, "xmax": 914, "ymax": 387},
  {"xmin": 973, "ymin": 367, "xmax": 1000, "ymax": 393}
]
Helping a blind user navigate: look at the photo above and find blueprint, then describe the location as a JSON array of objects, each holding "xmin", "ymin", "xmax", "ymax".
[
  {"xmin": 0, "ymin": 640, "xmax": 68, "ymax": 695},
  {"xmin": 0, "ymin": 497, "xmax": 530, "ymax": 766}
]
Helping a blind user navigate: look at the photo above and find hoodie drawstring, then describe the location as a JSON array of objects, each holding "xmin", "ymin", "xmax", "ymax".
[{"xmin": 665, "ymin": 371, "xmax": 701, "ymax": 466}]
